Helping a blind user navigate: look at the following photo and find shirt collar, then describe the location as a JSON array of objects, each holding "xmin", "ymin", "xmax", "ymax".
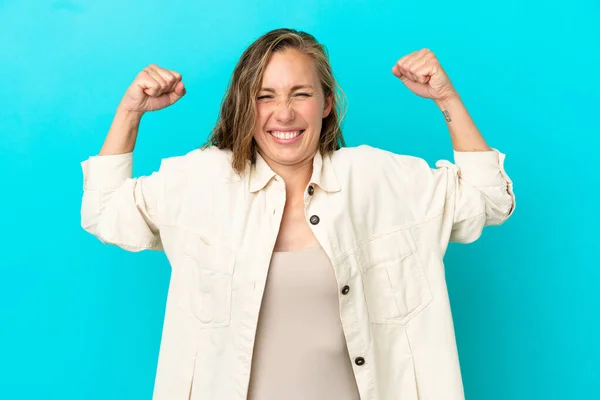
[{"xmin": 248, "ymin": 150, "xmax": 341, "ymax": 193}]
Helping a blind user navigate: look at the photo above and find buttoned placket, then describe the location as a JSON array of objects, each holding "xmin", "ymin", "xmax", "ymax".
[{"xmin": 303, "ymin": 183, "xmax": 375, "ymax": 399}]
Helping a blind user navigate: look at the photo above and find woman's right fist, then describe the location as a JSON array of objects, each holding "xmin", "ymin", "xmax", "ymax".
[{"xmin": 118, "ymin": 64, "xmax": 186, "ymax": 113}]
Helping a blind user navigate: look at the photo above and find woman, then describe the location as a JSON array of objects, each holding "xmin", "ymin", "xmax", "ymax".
[{"xmin": 81, "ymin": 28, "xmax": 515, "ymax": 400}]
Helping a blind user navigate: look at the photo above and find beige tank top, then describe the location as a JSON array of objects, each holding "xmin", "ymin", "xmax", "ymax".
[{"xmin": 247, "ymin": 245, "xmax": 360, "ymax": 400}]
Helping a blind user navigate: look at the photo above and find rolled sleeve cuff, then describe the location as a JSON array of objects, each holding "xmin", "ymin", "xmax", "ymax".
[
  {"xmin": 453, "ymin": 148, "xmax": 513, "ymax": 187},
  {"xmin": 81, "ymin": 152, "xmax": 133, "ymax": 190}
]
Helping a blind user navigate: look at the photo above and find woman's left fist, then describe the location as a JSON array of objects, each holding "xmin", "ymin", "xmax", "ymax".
[{"xmin": 392, "ymin": 49, "xmax": 458, "ymax": 102}]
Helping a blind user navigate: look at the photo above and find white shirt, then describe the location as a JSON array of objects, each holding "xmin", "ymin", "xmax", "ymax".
[{"xmin": 80, "ymin": 145, "xmax": 515, "ymax": 400}]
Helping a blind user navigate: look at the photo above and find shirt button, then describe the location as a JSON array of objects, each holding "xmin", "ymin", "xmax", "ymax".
[
  {"xmin": 355, "ymin": 357, "xmax": 365, "ymax": 366},
  {"xmin": 307, "ymin": 185, "xmax": 314, "ymax": 196},
  {"xmin": 341, "ymin": 285, "xmax": 350, "ymax": 295},
  {"xmin": 309, "ymin": 215, "xmax": 320, "ymax": 225}
]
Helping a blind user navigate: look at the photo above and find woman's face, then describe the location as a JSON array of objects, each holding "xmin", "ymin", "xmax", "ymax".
[{"xmin": 253, "ymin": 48, "xmax": 332, "ymax": 169}]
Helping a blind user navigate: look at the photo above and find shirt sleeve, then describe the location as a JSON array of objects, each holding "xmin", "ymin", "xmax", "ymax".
[
  {"xmin": 80, "ymin": 152, "xmax": 166, "ymax": 252},
  {"xmin": 436, "ymin": 148, "xmax": 515, "ymax": 243}
]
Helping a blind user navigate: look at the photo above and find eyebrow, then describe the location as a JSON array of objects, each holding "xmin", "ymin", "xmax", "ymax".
[{"xmin": 259, "ymin": 85, "xmax": 315, "ymax": 93}]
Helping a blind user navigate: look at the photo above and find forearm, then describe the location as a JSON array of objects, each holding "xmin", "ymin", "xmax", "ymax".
[
  {"xmin": 435, "ymin": 95, "xmax": 491, "ymax": 152},
  {"xmin": 99, "ymin": 108, "xmax": 144, "ymax": 156}
]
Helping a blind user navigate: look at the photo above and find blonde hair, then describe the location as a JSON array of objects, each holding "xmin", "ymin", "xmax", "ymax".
[{"xmin": 204, "ymin": 28, "xmax": 347, "ymax": 173}]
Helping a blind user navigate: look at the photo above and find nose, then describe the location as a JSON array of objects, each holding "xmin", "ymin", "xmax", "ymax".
[{"xmin": 274, "ymin": 100, "xmax": 295, "ymax": 123}]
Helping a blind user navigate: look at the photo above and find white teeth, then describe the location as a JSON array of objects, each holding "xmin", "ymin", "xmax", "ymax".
[{"xmin": 270, "ymin": 130, "xmax": 302, "ymax": 140}]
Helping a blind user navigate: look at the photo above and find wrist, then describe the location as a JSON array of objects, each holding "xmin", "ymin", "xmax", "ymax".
[
  {"xmin": 115, "ymin": 105, "xmax": 145, "ymax": 123},
  {"xmin": 434, "ymin": 92, "xmax": 462, "ymax": 110}
]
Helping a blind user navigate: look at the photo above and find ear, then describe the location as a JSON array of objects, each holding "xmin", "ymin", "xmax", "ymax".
[{"xmin": 322, "ymin": 92, "xmax": 333, "ymax": 118}]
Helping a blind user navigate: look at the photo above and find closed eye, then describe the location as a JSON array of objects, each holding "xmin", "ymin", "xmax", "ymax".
[{"xmin": 257, "ymin": 92, "xmax": 312, "ymax": 101}]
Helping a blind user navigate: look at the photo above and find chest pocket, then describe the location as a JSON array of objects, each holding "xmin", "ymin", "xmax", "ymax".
[
  {"xmin": 357, "ymin": 227, "xmax": 432, "ymax": 325},
  {"xmin": 175, "ymin": 232, "xmax": 235, "ymax": 328}
]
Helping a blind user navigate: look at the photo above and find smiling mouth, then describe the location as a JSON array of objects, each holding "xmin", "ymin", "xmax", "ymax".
[{"xmin": 268, "ymin": 130, "xmax": 305, "ymax": 140}]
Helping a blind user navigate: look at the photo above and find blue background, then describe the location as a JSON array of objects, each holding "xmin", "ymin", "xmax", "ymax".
[{"xmin": 1, "ymin": 0, "xmax": 598, "ymax": 398}]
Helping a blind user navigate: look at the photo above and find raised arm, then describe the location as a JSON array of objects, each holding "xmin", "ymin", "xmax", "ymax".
[
  {"xmin": 392, "ymin": 49, "xmax": 515, "ymax": 243},
  {"xmin": 81, "ymin": 65, "xmax": 186, "ymax": 251}
]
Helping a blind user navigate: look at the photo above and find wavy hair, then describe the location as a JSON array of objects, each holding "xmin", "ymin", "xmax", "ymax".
[{"xmin": 204, "ymin": 28, "xmax": 347, "ymax": 173}]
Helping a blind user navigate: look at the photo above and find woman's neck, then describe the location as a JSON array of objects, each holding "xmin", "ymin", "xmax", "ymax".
[{"xmin": 262, "ymin": 153, "xmax": 314, "ymax": 199}]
